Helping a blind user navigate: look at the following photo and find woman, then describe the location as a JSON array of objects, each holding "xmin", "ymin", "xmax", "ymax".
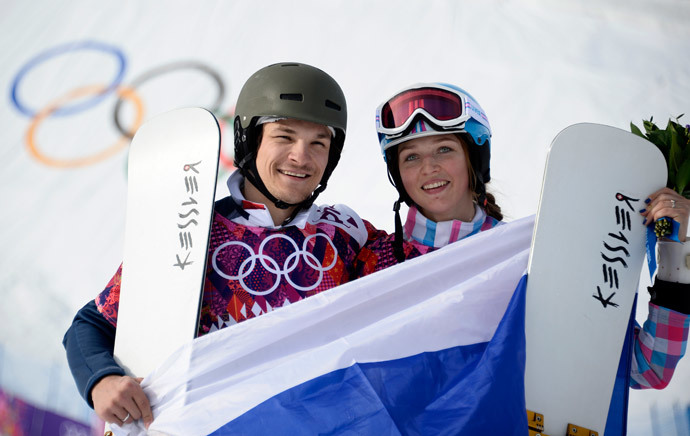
[
  {"xmin": 366, "ymin": 82, "xmax": 689, "ymax": 426},
  {"xmin": 376, "ymin": 83, "xmax": 502, "ymax": 261}
]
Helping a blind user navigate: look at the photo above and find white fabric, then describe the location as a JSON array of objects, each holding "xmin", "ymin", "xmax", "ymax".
[{"xmin": 112, "ymin": 215, "xmax": 534, "ymax": 436}]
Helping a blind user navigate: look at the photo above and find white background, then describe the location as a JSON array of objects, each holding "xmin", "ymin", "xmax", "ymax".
[{"xmin": 1, "ymin": 0, "xmax": 689, "ymax": 433}]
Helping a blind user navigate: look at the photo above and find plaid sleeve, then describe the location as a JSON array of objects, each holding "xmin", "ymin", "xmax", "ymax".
[{"xmin": 630, "ymin": 302, "xmax": 690, "ymax": 389}]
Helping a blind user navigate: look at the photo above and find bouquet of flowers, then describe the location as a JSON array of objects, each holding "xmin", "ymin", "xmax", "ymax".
[{"xmin": 631, "ymin": 116, "xmax": 690, "ymax": 237}]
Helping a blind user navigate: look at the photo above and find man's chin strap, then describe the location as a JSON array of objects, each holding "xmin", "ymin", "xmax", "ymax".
[{"xmin": 237, "ymin": 153, "xmax": 327, "ymax": 224}]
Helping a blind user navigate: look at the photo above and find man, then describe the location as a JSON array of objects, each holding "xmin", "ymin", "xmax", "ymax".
[{"xmin": 63, "ymin": 62, "xmax": 405, "ymax": 428}]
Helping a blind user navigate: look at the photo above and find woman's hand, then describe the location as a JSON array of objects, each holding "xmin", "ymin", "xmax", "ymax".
[{"xmin": 641, "ymin": 187, "xmax": 690, "ymax": 242}]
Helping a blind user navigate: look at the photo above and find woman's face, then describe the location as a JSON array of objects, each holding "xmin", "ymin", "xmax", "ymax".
[{"xmin": 398, "ymin": 134, "xmax": 475, "ymax": 222}]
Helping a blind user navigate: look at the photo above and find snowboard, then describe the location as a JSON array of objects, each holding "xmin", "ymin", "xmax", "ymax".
[
  {"xmin": 113, "ymin": 107, "xmax": 220, "ymax": 378},
  {"xmin": 524, "ymin": 123, "xmax": 666, "ymax": 435}
]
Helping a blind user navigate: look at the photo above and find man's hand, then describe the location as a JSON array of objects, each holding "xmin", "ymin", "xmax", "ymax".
[{"xmin": 91, "ymin": 375, "xmax": 153, "ymax": 429}]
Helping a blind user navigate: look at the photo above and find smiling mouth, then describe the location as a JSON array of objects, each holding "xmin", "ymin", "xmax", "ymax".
[
  {"xmin": 422, "ymin": 181, "xmax": 449, "ymax": 190},
  {"xmin": 279, "ymin": 169, "xmax": 309, "ymax": 178}
]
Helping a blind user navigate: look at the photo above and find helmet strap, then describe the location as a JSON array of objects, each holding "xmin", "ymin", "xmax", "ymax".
[
  {"xmin": 393, "ymin": 199, "xmax": 406, "ymax": 263},
  {"xmin": 385, "ymin": 148, "xmax": 413, "ymax": 206},
  {"xmin": 239, "ymin": 154, "xmax": 295, "ymax": 210},
  {"xmin": 240, "ymin": 155, "xmax": 331, "ymax": 225}
]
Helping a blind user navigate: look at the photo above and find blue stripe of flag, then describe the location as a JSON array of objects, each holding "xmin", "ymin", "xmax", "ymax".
[{"xmin": 209, "ymin": 276, "xmax": 529, "ymax": 436}]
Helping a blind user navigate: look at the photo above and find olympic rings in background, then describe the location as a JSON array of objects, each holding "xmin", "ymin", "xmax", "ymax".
[
  {"xmin": 10, "ymin": 40, "xmax": 127, "ymax": 117},
  {"xmin": 112, "ymin": 61, "xmax": 226, "ymax": 138},
  {"xmin": 216, "ymin": 109, "xmax": 236, "ymax": 171},
  {"xmin": 10, "ymin": 40, "xmax": 235, "ymax": 170},
  {"xmin": 26, "ymin": 85, "xmax": 144, "ymax": 168}
]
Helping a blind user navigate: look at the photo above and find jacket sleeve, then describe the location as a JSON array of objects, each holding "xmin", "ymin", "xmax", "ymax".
[
  {"xmin": 62, "ymin": 265, "xmax": 125, "ymax": 407},
  {"xmin": 353, "ymin": 220, "xmax": 434, "ymax": 279},
  {"xmin": 629, "ymin": 278, "xmax": 690, "ymax": 389},
  {"xmin": 62, "ymin": 300, "xmax": 125, "ymax": 407}
]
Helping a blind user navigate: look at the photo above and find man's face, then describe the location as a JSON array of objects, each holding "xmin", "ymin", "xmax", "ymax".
[{"xmin": 254, "ymin": 118, "xmax": 332, "ymax": 205}]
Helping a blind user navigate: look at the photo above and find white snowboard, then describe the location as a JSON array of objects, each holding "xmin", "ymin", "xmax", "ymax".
[
  {"xmin": 525, "ymin": 123, "xmax": 666, "ymax": 435},
  {"xmin": 113, "ymin": 107, "xmax": 220, "ymax": 378}
]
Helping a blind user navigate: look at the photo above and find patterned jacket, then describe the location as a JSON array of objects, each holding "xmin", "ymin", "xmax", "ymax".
[
  {"xmin": 64, "ymin": 173, "xmax": 424, "ymax": 404},
  {"xmin": 95, "ymin": 172, "xmax": 413, "ymax": 336}
]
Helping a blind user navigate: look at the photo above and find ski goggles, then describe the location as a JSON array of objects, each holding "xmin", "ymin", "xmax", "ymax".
[{"xmin": 376, "ymin": 84, "xmax": 473, "ymax": 136}]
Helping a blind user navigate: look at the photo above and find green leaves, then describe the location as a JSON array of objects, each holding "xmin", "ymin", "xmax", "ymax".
[{"xmin": 631, "ymin": 115, "xmax": 690, "ymax": 199}]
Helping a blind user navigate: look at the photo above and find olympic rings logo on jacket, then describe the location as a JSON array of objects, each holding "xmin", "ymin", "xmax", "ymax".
[{"xmin": 211, "ymin": 233, "xmax": 338, "ymax": 296}]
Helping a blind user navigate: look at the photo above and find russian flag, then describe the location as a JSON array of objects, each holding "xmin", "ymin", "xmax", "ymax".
[{"xmin": 116, "ymin": 216, "xmax": 534, "ymax": 436}]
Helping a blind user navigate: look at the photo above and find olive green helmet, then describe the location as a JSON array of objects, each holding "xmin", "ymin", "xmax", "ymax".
[{"xmin": 233, "ymin": 62, "xmax": 347, "ymax": 212}]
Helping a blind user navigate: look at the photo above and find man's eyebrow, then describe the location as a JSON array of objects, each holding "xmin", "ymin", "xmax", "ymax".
[
  {"xmin": 272, "ymin": 126, "xmax": 331, "ymax": 139},
  {"xmin": 272, "ymin": 126, "xmax": 297, "ymax": 134}
]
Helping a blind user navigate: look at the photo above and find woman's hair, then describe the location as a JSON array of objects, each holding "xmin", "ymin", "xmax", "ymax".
[
  {"xmin": 483, "ymin": 192, "xmax": 503, "ymax": 221},
  {"xmin": 458, "ymin": 138, "xmax": 502, "ymax": 221}
]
